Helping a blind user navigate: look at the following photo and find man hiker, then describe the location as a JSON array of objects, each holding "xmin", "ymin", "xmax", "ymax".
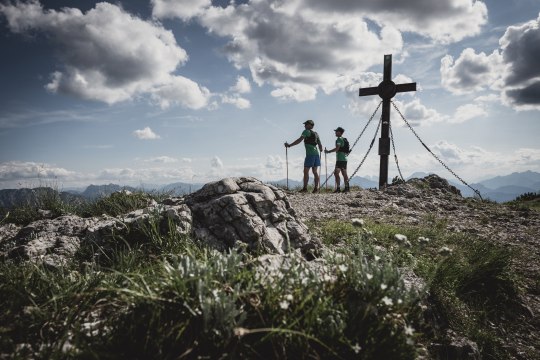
[
  {"xmin": 324, "ymin": 126, "xmax": 350, "ymax": 193},
  {"xmin": 284, "ymin": 119, "xmax": 323, "ymax": 193}
]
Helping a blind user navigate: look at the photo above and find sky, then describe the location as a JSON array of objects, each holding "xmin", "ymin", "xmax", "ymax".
[{"xmin": 0, "ymin": 0, "xmax": 539, "ymax": 189}]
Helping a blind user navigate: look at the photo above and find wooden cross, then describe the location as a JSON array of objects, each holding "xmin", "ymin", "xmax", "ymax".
[{"xmin": 359, "ymin": 54, "xmax": 416, "ymax": 189}]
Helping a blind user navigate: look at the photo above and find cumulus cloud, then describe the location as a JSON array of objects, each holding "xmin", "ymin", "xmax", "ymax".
[
  {"xmin": 440, "ymin": 13, "xmax": 540, "ymax": 110},
  {"xmin": 221, "ymin": 95, "xmax": 251, "ymax": 109},
  {"xmin": 0, "ymin": 161, "xmax": 77, "ymax": 182},
  {"xmin": 392, "ymin": 99, "xmax": 447, "ymax": 126},
  {"xmin": 304, "ymin": 0, "xmax": 488, "ymax": 43},
  {"xmin": 148, "ymin": 0, "xmax": 487, "ymax": 101},
  {"xmin": 177, "ymin": 1, "xmax": 404, "ymax": 101},
  {"xmin": 440, "ymin": 48, "xmax": 503, "ymax": 94},
  {"xmin": 151, "ymin": 0, "xmax": 211, "ymax": 20},
  {"xmin": 230, "ymin": 76, "xmax": 252, "ymax": 94},
  {"xmin": 499, "ymin": 14, "xmax": 540, "ymax": 109},
  {"xmin": 133, "ymin": 127, "xmax": 161, "ymax": 140},
  {"xmin": 0, "ymin": 1, "xmax": 211, "ymax": 108}
]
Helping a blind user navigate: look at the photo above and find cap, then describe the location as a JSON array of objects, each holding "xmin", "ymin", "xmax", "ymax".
[
  {"xmin": 334, "ymin": 127, "xmax": 345, "ymax": 133},
  {"xmin": 303, "ymin": 120, "xmax": 314, "ymax": 126}
]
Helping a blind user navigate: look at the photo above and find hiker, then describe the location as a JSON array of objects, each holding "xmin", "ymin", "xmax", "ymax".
[
  {"xmin": 324, "ymin": 126, "xmax": 350, "ymax": 193},
  {"xmin": 284, "ymin": 119, "xmax": 323, "ymax": 193}
]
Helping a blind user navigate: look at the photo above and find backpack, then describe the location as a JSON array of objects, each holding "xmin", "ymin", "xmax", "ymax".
[
  {"xmin": 338, "ymin": 137, "xmax": 350, "ymax": 154},
  {"xmin": 304, "ymin": 130, "xmax": 320, "ymax": 146}
]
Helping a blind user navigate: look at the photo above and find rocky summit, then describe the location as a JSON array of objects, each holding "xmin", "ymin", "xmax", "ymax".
[{"xmin": 0, "ymin": 177, "xmax": 317, "ymax": 267}]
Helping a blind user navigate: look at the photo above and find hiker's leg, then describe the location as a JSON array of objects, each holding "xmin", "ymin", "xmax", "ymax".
[
  {"xmin": 342, "ymin": 168, "xmax": 349, "ymax": 185},
  {"xmin": 312, "ymin": 166, "xmax": 320, "ymax": 189},
  {"xmin": 334, "ymin": 168, "xmax": 341, "ymax": 188},
  {"xmin": 303, "ymin": 167, "xmax": 310, "ymax": 189}
]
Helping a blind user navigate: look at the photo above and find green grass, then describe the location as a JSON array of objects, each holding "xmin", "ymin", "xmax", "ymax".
[
  {"xmin": 0, "ymin": 191, "xmax": 526, "ymax": 359},
  {"xmin": 311, "ymin": 217, "xmax": 524, "ymax": 360}
]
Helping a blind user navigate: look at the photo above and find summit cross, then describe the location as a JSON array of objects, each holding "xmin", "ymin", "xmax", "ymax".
[{"xmin": 359, "ymin": 54, "xmax": 416, "ymax": 189}]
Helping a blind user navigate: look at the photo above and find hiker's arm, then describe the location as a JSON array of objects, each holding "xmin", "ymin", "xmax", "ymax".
[
  {"xmin": 325, "ymin": 145, "xmax": 340, "ymax": 153},
  {"xmin": 317, "ymin": 139, "xmax": 323, "ymax": 152},
  {"xmin": 285, "ymin": 136, "xmax": 304, "ymax": 147}
]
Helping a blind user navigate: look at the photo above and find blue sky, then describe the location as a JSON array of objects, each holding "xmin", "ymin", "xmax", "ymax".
[{"xmin": 0, "ymin": 0, "xmax": 539, "ymax": 189}]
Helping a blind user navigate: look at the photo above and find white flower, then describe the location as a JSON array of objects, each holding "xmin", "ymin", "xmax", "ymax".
[
  {"xmin": 279, "ymin": 300, "xmax": 290, "ymax": 310},
  {"xmin": 338, "ymin": 264, "xmax": 348, "ymax": 273},
  {"xmin": 381, "ymin": 296, "xmax": 393, "ymax": 306},
  {"xmin": 438, "ymin": 246, "xmax": 453, "ymax": 256},
  {"xmin": 380, "ymin": 284, "xmax": 388, "ymax": 290},
  {"xmin": 418, "ymin": 236, "xmax": 430, "ymax": 244},
  {"xmin": 366, "ymin": 273, "xmax": 373, "ymax": 280},
  {"xmin": 374, "ymin": 255, "xmax": 381, "ymax": 262},
  {"xmin": 352, "ymin": 343, "xmax": 362, "ymax": 353},
  {"xmin": 404, "ymin": 325, "xmax": 415, "ymax": 336},
  {"xmin": 394, "ymin": 234, "xmax": 408, "ymax": 242},
  {"xmin": 285, "ymin": 294, "xmax": 294, "ymax": 302}
]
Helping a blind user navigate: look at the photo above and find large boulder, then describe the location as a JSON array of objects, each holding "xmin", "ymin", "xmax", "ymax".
[{"xmin": 186, "ymin": 177, "xmax": 317, "ymax": 256}]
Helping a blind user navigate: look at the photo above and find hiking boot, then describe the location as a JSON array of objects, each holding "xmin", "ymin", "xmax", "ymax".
[
  {"xmin": 343, "ymin": 187, "xmax": 350, "ymax": 193},
  {"xmin": 333, "ymin": 188, "xmax": 341, "ymax": 193},
  {"xmin": 312, "ymin": 187, "xmax": 319, "ymax": 193},
  {"xmin": 298, "ymin": 188, "xmax": 308, "ymax": 193}
]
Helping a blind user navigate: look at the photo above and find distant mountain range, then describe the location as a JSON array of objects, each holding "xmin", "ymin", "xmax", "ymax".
[{"xmin": 1, "ymin": 171, "xmax": 538, "ymax": 209}]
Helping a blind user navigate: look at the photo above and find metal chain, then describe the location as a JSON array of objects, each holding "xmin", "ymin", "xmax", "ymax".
[
  {"xmin": 349, "ymin": 101, "xmax": 382, "ymax": 153},
  {"xmin": 320, "ymin": 102, "xmax": 382, "ymax": 188},
  {"xmin": 349, "ymin": 114, "xmax": 383, "ymax": 181},
  {"xmin": 391, "ymin": 101, "xmax": 483, "ymax": 200},
  {"xmin": 389, "ymin": 122, "xmax": 405, "ymax": 182}
]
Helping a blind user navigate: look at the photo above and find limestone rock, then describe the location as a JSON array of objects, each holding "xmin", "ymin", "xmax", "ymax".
[{"xmin": 186, "ymin": 177, "xmax": 317, "ymax": 255}]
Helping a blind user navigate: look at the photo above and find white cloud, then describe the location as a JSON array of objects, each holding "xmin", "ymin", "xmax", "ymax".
[
  {"xmin": 0, "ymin": 161, "xmax": 78, "ymax": 182},
  {"xmin": 230, "ymin": 76, "xmax": 252, "ymax": 94},
  {"xmin": 392, "ymin": 99, "xmax": 447, "ymax": 127},
  {"xmin": 221, "ymin": 95, "xmax": 251, "ymax": 109},
  {"xmin": 440, "ymin": 13, "xmax": 540, "ymax": 110},
  {"xmin": 440, "ymin": 48, "xmax": 503, "ymax": 94},
  {"xmin": 142, "ymin": 156, "xmax": 177, "ymax": 163},
  {"xmin": 151, "ymin": 0, "xmax": 211, "ymax": 20},
  {"xmin": 148, "ymin": 0, "xmax": 487, "ymax": 101},
  {"xmin": 0, "ymin": 1, "xmax": 211, "ymax": 108},
  {"xmin": 303, "ymin": 0, "xmax": 488, "ymax": 43},
  {"xmin": 151, "ymin": 76, "xmax": 211, "ymax": 109},
  {"xmin": 189, "ymin": 1, "xmax": 403, "ymax": 101},
  {"xmin": 451, "ymin": 103, "xmax": 488, "ymax": 123},
  {"xmin": 499, "ymin": 13, "xmax": 540, "ymax": 110},
  {"xmin": 133, "ymin": 127, "xmax": 161, "ymax": 140}
]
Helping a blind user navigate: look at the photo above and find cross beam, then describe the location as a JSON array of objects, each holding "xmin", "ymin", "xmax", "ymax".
[{"xmin": 359, "ymin": 54, "xmax": 416, "ymax": 189}]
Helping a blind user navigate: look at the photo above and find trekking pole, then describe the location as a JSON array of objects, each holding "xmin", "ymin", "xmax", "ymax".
[
  {"xmin": 285, "ymin": 144, "xmax": 289, "ymax": 190},
  {"xmin": 324, "ymin": 148, "xmax": 328, "ymax": 192}
]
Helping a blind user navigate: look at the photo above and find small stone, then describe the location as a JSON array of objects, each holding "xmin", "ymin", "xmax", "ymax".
[{"xmin": 351, "ymin": 218, "xmax": 365, "ymax": 227}]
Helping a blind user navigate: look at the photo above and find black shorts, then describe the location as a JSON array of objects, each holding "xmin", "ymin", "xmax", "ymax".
[{"xmin": 335, "ymin": 161, "xmax": 347, "ymax": 170}]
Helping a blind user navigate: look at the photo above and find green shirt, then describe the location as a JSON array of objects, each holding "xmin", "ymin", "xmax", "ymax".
[
  {"xmin": 302, "ymin": 129, "xmax": 320, "ymax": 156},
  {"xmin": 336, "ymin": 137, "xmax": 347, "ymax": 162}
]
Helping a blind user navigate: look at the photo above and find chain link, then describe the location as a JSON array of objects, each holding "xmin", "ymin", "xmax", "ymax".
[
  {"xmin": 391, "ymin": 101, "xmax": 483, "ymax": 200},
  {"xmin": 348, "ymin": 114, "xmax": 382, "ymax": 181},
  {"xmin": 389, "ymin": 122, "xmax": 405, "ymax": 182}
]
